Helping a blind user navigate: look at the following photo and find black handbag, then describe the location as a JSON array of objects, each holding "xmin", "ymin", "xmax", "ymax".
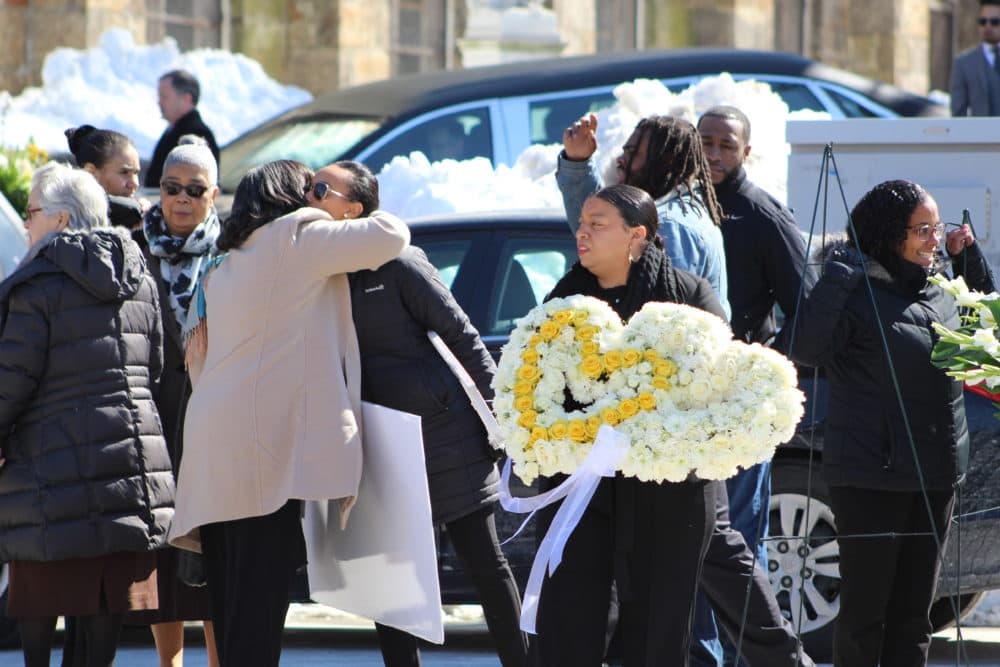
[{"xmin": 176, "ymin": 549, "xmax": 207, "ymax": 587}]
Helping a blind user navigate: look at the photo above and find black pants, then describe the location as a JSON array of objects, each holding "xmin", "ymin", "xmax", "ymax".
[
  {"xmin": 201, "ymin": 500, "xmax": 306, "ymax": 667},
  {"xmin": 828, "ymin": 486, "xmax": 955, "ymax": 667},
  {"xmin": 530, "ymin": 475, "xmax": 716, "ymax": 667},
  {"xmin": 698, "ymin": 482, "xmax": 813, "ymax": 666},
  {"xmin": 375, "ymin": 506, "xmax": 527, "ymax": 667}
]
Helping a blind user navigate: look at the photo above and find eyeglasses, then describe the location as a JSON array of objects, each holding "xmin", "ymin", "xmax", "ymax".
[
  {"xmin": 977, "ymin": 17, "xmax": 1000, "ymax": 26},
  {"xmin": 309, "ymin": 181, "xmax": 350, "ymax": 202},
  {"xmin": 907, "ymin": 223, "xmax": 946, "ymax": 241},
  {"xmin": 160, "ymin": 182, "xmax": 209, "ymax": 198},
  {"xmin": 22, "ymin": 207, "xmax": 43, "ymax": 221}
]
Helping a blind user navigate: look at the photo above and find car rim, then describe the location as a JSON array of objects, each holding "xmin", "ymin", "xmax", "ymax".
[{"xmin": 767, "ymin": 492, "xmax": 840, "ymax": 635}]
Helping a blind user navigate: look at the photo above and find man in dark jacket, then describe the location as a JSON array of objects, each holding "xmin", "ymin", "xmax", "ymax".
[
  {"xmin": 144, "ymin": 70, "xmax": 220, "ymax": 187},
  {"xmin": 690, "ymin": 105, "xmax": 817, "ymax": 667}
]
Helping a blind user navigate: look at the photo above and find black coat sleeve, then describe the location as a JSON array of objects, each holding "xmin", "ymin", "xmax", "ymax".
[
  {"xmin": 0, "ymin": 282, "xmax": 51, "ymax": 443},
  {"xmin": 676, "ymin": 270, "xmax": 730, "ymax": 324},
  {"xmin": 951, "ymin": 242, "xmax": 996, "ymax": 294},
  {"xmin": 765, "ymin": 208, "xmax": 818, "ymax": 350},
  {"xmin": 788, "ymin": 259, "xmax": 863, "ymax": 367},
  {"xmin": 395, "ymin": 248, "xmax": 497, "ymax": 400}
]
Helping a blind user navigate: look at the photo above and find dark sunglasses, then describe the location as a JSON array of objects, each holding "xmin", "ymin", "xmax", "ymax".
[
  {"xmin": 978, "ymin": 17, "xmax": 1000, "ymax": 26},
  {"xmin": 309, "ymin": 181, "xmax": 350, "ymax": 202},
  {"xmin": 160, "ymin": 182, "xmax": 209, "ymax": 198}
]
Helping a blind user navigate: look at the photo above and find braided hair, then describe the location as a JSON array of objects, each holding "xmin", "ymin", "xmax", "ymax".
[
  {"xmin": 626, "ymin": 115, "xmax": 723, "ymax": 227},
  {"xmin": 847, "ymin": 179, "xmax": 927, "ymax": 270}
]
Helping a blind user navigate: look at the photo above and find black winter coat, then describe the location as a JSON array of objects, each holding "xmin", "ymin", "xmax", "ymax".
[
  {"xmin": 792, "ymin": 241, "xmax": 995, "ymax": 491},
  {"xmin": 349, "ymin": 246, "xmax": 499, "ymax": 525},
  {"xmin": 0, "ymin": 228, "xmax": 175, "ymax": 561},
  {"xmin": 716, "ymin": 167, "xmax": 816, "ymax": 348},
  {"xmin": 144, "ymin": 109, "xmax": 220, "ymax": 188}
]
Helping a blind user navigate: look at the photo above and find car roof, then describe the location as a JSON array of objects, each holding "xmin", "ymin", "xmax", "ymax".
[
  {"xmin": 406, "ymin": 208, "xmax": 569, "ymax": 232},
  {"xmin": 263, "ymin": 48, "xmax": 943, "ymax": 125}
]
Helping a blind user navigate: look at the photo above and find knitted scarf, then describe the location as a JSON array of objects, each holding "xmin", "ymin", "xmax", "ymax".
[{"xmin": 143, "ymin": 203, "xmax": 220, "ymax": 329}]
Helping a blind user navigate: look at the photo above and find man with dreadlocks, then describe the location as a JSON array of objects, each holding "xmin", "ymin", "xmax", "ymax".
[
  {"xmin": 557, "ymin": 112, "xmax": 730, "ymax": 319},
  {"xmin": 557, "ymin": 113, "xmax": 815, "ymax": 667}
]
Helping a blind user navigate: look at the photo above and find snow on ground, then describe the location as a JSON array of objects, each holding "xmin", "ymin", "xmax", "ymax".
[{"xmin": 0, "ymin": 29, "xmax": 311, "ymax": 159}]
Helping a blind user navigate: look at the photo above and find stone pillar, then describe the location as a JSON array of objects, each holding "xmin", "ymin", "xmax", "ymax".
[
  {"xmin": 840, "ymin": 0, "xmax": 929, "ymax": 94},
  {"xmin": 335, "ymin": 0, "xmax": 391, "ymax": 88},
  {"xmin": 643, "ymin": 0, "xmax": 773, "ymax": 50},
  {"xmin": 552, "ymin": 0, "xmax": 596, "ymax": 56}
]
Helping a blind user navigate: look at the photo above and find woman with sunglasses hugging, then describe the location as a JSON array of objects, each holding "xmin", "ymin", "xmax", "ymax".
[
  {"xmin": 129, "ymin": 138, "xmax": 221, "ymax": 667},
  {"xmin": 306, "ymin": 161, "xmax": 528, "ymax": 667},
  {"xmin": 791, "ymin": 180, "xmax": 995, "ymax": 666}
]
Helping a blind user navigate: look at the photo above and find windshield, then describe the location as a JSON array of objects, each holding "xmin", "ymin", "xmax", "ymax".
[{"xmin": 219, "ymin": 116, "xmax": 383, "ymax": 192}]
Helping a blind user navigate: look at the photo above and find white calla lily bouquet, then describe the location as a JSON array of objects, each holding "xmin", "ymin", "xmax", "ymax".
[{"xmin": 930, "ymin": 274, "xmax": 1000, "ymax": 402}]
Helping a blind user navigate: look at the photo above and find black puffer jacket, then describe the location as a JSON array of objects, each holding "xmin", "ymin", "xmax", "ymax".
[
  {"xmin": 0, "ymin": 228, "xmax": 174, "ymax": 562},
  {"xmin": 349, "ymin": 246, "xmax": 499, "ymax": 525},
  {"xmin": 792, "ymin": 241, "xmax": 995, "ymax": 491}
]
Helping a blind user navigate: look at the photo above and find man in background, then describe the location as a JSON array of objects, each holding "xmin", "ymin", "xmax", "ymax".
[
  {"xmin": 145, "ymin": 69, "xmax": 220, "ymax": 187},
  {"xmin": 949, "ymin": 0, "xmax": 1000, "ymax": 116}
]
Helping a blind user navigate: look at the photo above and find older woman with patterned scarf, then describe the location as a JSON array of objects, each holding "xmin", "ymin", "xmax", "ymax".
[{"xmin": 129, "ymin": 139, "xmax": 221, "ymax": 667}]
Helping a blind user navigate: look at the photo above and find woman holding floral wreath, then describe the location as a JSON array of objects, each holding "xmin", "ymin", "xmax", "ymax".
[
  {"xmin": 791, "ymin": 179, "xmax": 995, "ymax": 666},
  {"xmin": 529, "ymin": 183, "xmax": 727, "ymax": 666}
]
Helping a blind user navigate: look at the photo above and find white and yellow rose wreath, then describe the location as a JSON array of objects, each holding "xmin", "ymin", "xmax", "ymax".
[{"xmin": 492, "ymin": 295, "xmax": 805, "ymax": 484}]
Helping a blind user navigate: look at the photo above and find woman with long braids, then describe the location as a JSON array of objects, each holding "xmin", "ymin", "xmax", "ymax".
[
  {"xmin": 556, "ymin": 113, "xmax": 729, "ymax": 319},
  {"xmin": 530, "ymin": 183, "xmax": 726, "ymax": 665},
  {"xmin": 792, "ymin": 180, "xmax": 994, "ymax": 666}
]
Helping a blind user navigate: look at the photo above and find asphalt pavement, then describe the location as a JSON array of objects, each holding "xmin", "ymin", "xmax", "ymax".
[{"xmin": 1, "ymin": 605, "xmax": 999, "ymax": 665}]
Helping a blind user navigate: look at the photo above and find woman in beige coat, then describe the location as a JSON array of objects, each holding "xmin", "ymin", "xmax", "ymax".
[{"xmin": 167, "ymin": 159, "xmax": 410, "ymax": 666}]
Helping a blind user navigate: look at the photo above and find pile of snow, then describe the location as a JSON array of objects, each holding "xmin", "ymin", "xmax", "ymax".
[{"xmin": 0, "ymin": 29, "xmax": 311, "ymax": 159}]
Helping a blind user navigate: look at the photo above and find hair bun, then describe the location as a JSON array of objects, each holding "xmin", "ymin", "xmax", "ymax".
[{"xmin": 65, "ymin": 124, "xmax": 97, "ymax": 154}]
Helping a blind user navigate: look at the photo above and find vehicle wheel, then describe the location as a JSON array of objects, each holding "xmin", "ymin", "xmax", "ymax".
[
  {"xmin": 768, "ymin": 457, "xmax": 839, "ymax": 663},
  {"xmin": 0, "ymin": 563, "xmax": 19, "ymax": 649},
  {"xmin": 929, "ymin": 591, "xmax": 985, "ymax": 631}
]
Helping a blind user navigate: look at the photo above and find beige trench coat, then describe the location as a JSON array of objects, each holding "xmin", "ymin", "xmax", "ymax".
[{"xmin": 168, "ymin": 207, "xmax": 410, "ymax": 551}]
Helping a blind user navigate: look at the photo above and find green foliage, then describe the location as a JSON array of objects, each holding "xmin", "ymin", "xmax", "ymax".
[{"xmin": 0, "ymin": 142, "xmax": 49, "ymax": 218}]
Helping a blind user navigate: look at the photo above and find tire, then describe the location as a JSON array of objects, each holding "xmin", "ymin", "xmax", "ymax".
[
  {"xmin": 929, "ymin": 591, "xmax": 985, "ymax": 631},
  {"xmin": 769, "ymin": 457, "xmax": 839, "ymax": 663},
  {"xmin": 0, "ymin": 563, "xmax": 19, "ymax": 649}
]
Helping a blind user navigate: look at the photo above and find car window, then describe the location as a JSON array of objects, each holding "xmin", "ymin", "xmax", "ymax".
[
  {"xmin": 822, "ymin": 88, "xmax": 880, "ymax": 118},
  {"xmin": 218, "ymin": 117, "xmax": 382, "ymax": 192},
  {"xmin": 528, "ymin": 92, "xmax": 616, "ymax": 145},
  {"xmin": 363, "ymin": 108, "xmax": 493, "ymax": 172},
  {"xmin": 487, "ymin": 238, "xmax": 577, "ymax": 337},
  {"xmin": 417, "ymin": 238, "xmax": 474, "ymax": 289},
  {"xmin": 762, "ymin": 81, "xmax": 825, "ymax": 113}
]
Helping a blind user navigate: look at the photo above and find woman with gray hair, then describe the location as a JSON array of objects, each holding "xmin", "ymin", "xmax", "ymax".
[
  {"xmin": 0, "ymin": 162, "xmax": 174, "ymax": 666},
  {"xmin": 128, "ymin": 138, "xmax": 221, "ymax": 667}
]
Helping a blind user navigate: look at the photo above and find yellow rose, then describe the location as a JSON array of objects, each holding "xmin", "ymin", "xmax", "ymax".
[
  {"xmin": 539, "ymin": 320, "xmax": 561, "ymax": 341},
  {"xmin": 548, "ymin": 421, "xmax": 568, "ymax": 440},
  {"xmin": 652, "ymin": 376, "xmax": 672, "ymax": 391},
  {"xmin": 604, "ymin": 349, "xmax": 623, "ymax": 371},
  {"xmin": 516, "ymin": 365, "xmax": 540, "ymax": 382},
  {"xmin": 580, "ymin": 354, "xmax": 605, "ymax": 379},
  {"xmin": 513, "ymin": 380, "xmax": 534, "ymax": 396},
  {"xmin": 517, "ymin": 410, "xmax": 537, "ymax": 428},
  {"xmin": 552, "ymin": 310, "xmax": 573, "ymax": 325},
  {"xmin": 529, "ymin": 334, "xmax": 545, "ymax": 347},
  {"xmin": 637, "ymin": 392, "xmax": 656, "ymax": 411},
  {"xmin": 521, "ymin": 348, "xmax": 539, "ymax": 365},
  {"xmin": 567, "ymin": 419, "xmax": 588, "ymax": 442},
  {"xmin": 622, "ymin": 348, "xmax": 642, "ymax": 368},
  {"xmin": 581, "ymin": 341, "xmax": 600, "ymax": 357},
  {"xmin": 619, "ymin": 398, "xmax": 639, "ymax": 419},
  {"xmin": 644, "ymin": 349, "xmax": 660, "ymax": 364},
  {"xmin": 514, "ymin": 395, "xmax": 534, "ymax": 412},
  {"xmin": 585, "ymin": 416, "xmax": 602, "ymax": 438},
  {"xmin": 530, "ymin": 426, "xmax": 547, "ymax": 442},
  {"xmin": 600, "ymin": 407, "xmax": 621, "ymax": 426},
  {"xmin": 655, "ymin": 359, "xmax": 677, "ymax": 377},
  {"xmin": 575, "ymin": 324, "xmax": 600, "ymax": 341},
  {"xmin": 571, "ymin": 310, "xmax": 590, "ymax": 325}
]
